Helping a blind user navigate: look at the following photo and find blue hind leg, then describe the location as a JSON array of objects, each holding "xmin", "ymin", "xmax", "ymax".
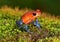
[
  {"xmin": 24, "ymin": 25, "xmax": 30, "ymax": 32},
  {"xmin": 16, "ymin": 20, "xmax": 23, "ymax": 28},
  {"xmin": 16, "ymin": 20, "xmax": 30, "ymax": 32}
]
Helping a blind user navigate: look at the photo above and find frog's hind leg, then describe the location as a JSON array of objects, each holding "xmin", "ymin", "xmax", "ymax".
[
  {"xmin": 23, "ymin": 25, "xmax": 30, "ymax": 32},
  {"xmin": 16, "ymin": 20, "xmax": 23, "ymax": 28}
]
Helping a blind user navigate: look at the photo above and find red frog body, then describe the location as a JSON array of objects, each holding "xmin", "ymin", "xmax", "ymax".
[
  {"xmin": 16, "ymin": 9, "xmax": 41, "ymax": 32},
  {"xmin": 21, "ymin": 9, "xmax": 41, "ymax": 24}
]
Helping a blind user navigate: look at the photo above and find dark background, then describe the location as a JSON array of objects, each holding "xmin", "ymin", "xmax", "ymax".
[{"xmin": 0, "ymin": 0, "xmax": 60, "ymax": 15}]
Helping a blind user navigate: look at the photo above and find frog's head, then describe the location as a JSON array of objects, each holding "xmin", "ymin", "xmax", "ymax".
[{"xmin": 32, "ymin": 9, "xmax": 41, "ymax": 17}]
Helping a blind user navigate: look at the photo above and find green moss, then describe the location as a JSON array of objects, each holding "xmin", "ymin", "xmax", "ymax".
[{"xmin": 0, "ymin": 11, "xmax": 60, "ymax": 42}]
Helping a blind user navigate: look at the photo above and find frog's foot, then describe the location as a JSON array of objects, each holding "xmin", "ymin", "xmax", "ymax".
[
  {"xmin": 32, "ymin": 19, "xmax": 41, "ymax": 28},
  {"xmin": 23, "ymin": 25, "xmax": 30, "ymax": 32}
]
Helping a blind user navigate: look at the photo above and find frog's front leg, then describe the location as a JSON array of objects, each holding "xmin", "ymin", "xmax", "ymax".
[
  {"xmin": 16, "ymin": 19, "xmax": 23, "ymax": 28},
  {"xmin": 33, "ymin": 19, "xmax": 40, "ymax": 28}
]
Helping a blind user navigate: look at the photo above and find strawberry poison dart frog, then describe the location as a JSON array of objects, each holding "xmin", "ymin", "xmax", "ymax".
[{"xmin": 16, "ymin": 9, "xmax": 41, "ymax": 32}]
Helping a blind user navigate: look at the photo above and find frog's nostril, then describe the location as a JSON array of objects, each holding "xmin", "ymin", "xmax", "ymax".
[{"xmin": 33, "ymin": 13, "xmax": 36, "ymax": 16}]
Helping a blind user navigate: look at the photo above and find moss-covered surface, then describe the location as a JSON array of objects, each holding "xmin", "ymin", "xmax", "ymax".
[{"xmin": 0, "ymin": 7, "xmax": 60, "ymax": 42}]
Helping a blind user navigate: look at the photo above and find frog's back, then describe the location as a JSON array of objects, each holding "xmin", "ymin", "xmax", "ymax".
[
  {"xmin": 21, "ymin": 9, "xmax": 41, "ymax": 24},
  {"xmin": 21, "ymin": 11, "xmax": 34, "ymax": 24}
]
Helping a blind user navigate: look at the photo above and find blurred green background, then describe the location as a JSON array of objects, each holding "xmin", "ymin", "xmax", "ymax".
[{"xmin": 0, "ymin": 0, "xmax": 60, "ymax": 15}]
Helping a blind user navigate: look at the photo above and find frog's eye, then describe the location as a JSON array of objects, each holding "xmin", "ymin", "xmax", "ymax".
[{"xmin": 33, "ymin": 13, "xmax": 36, "ymax": 16}]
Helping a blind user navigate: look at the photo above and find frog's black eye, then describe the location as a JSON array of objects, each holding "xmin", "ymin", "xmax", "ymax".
[{"xmin": 33, "ymin": 13, "xmax": 36, "ymax": 16}]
